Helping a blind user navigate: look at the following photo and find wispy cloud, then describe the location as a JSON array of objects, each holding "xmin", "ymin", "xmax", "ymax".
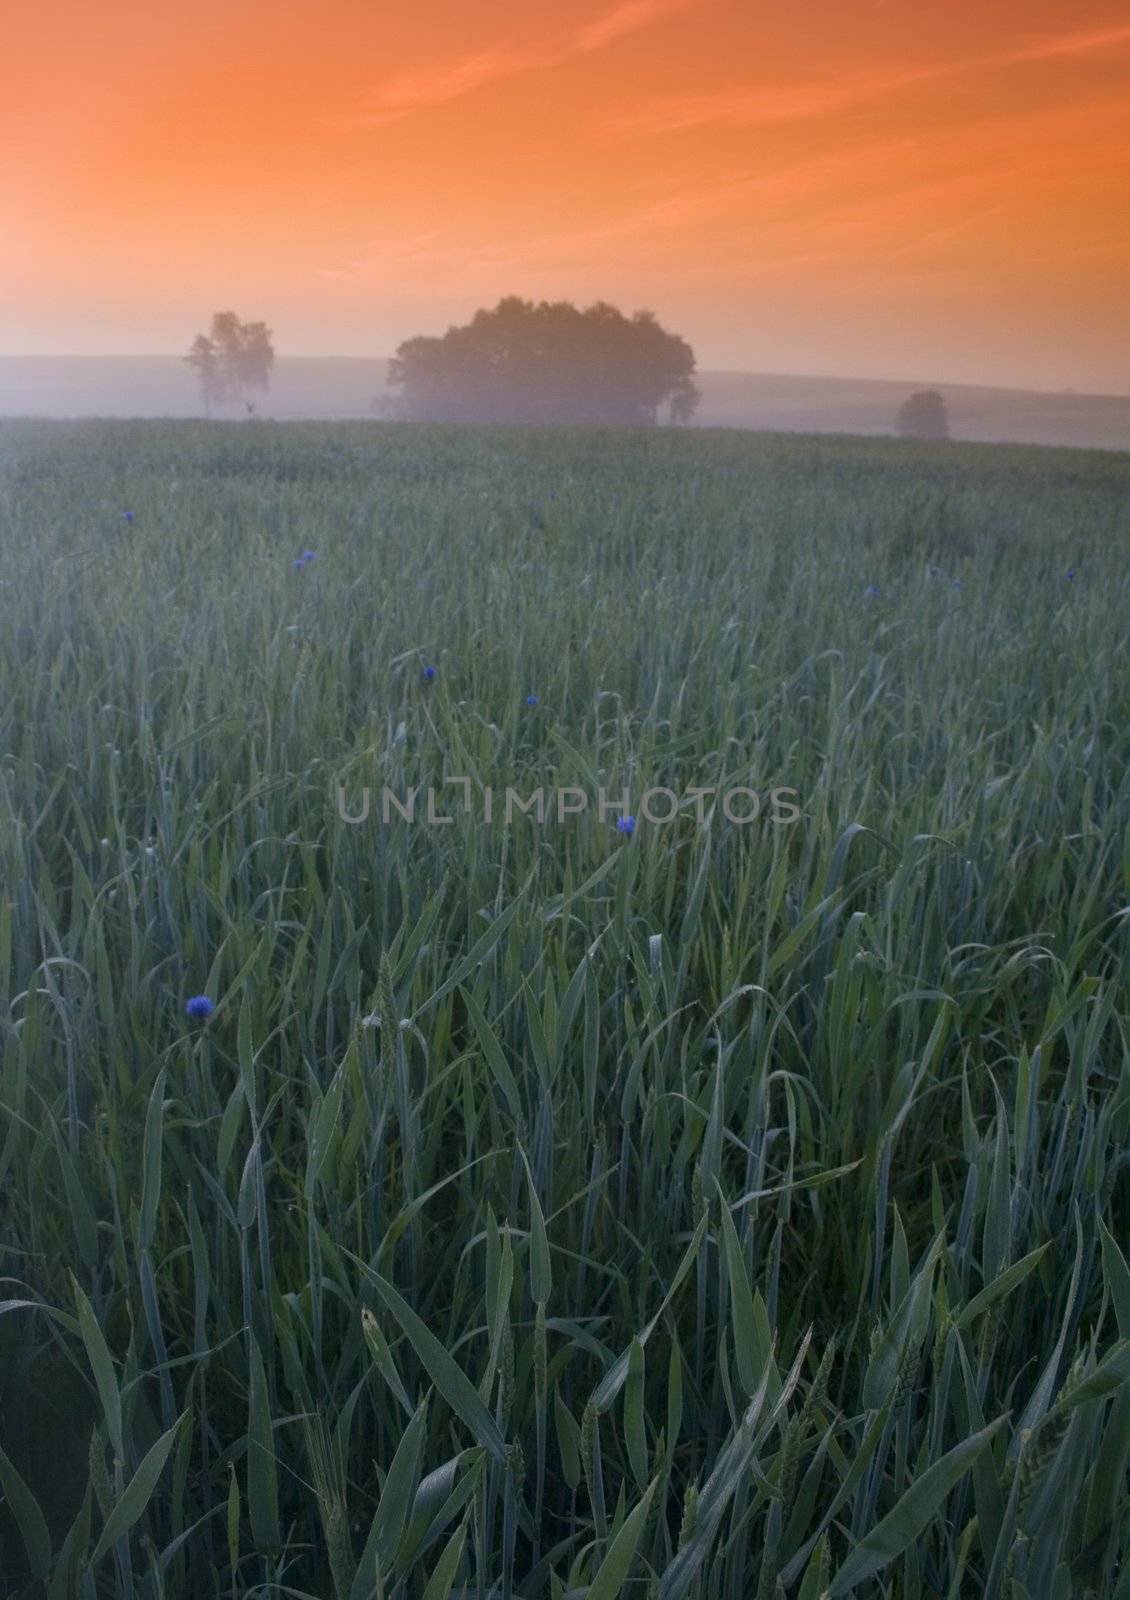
[
  {"xmin": 611, "ymin": 20, "xmax": 1130, "ymax": 139},
  {"xmin": 572, "ymin": 0, "xmax": 694, "ymax": 52},
  {"xmin": 607, "ymin": 66, "xmax": 952, "ymax": 136},
  {"xmin": 318, "ymin": 91, "xmax": 1130, "ymax": 293},
  {"xmin": 1007, "ymin": 21, "xmax": 1130, "ymax": 62},
  {"xmin": 316, "ymin": 145, "xmax": 912, "ymax": 290},
  {"xmin": 338, "ymin": 0, "xmax": 702, "ymax": 127},
  {"xmin": 359, "ymin": 51, "xmax": 515, "ymax": 121}
]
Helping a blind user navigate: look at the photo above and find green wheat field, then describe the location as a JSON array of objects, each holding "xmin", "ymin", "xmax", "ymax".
[{"xmin": 1, "ymin": 418, "xmax": 1128, "ymax": 1599}]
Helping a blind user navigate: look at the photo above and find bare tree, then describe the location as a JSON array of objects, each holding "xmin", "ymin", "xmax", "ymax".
[{"xmin": 185, "ymin": 312, "xmax": 275, "ymax": 416}]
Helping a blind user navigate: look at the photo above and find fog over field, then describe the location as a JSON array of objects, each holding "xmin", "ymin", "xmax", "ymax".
[{"xmin": 2, "ymin": 355, "xmax": 1129, "ymax": 449}]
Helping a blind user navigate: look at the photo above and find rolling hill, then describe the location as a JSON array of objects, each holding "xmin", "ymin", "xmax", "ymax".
[{"xmin": 1, "ymin": 354, "xmax": 1127, "ymax": 449}]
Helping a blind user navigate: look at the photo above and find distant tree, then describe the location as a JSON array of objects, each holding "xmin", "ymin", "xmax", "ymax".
[
  {"xmin": 185, "ymin": 334, "xmax": 224, "ymax": 415},
  {"xmin": 896, "ymin": 389, "xmax": 949, "ymax": 440},
  {"xmin": 387, "ymin": 296, "xmax": 700, "ymax": 426},
  {"xmin": 185, "ymin": 312, "xmax": 275, "ymax": 415}
]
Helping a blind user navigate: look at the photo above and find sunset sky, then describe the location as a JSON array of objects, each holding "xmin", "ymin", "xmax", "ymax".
[{"xmin": 4, "ymin": 0, "xmax": 1129, "ymax": 388}]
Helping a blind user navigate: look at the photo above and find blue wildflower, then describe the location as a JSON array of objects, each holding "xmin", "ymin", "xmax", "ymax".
[
  {"xmin": 122, "ymin": 511, "xmax": 134, "ymax": 524},
  {"xmin": 1066, "ymin": 569, "xmax": 1075, "ymax": 581},
  {"xmin": 864, "ymin": 584, "xmax": 881, "ymax": 598},
  {"xmin": 422, "ymin": 664, "xmax": 437, "ymax": 681},
  {"xmin": 185, "ymin": 995, "xmax": 215, "ymax": 1020},
  {"xmin": 525, "ymin": 694, "xmax": 539, "ymax": 707},
  {"xmin": 293, "ymin": 557, "xmax": 306, "ymax": 570},
  {"xmin": 616, "ymin": 815, "xmax": 636, "ymax": 835},
  {"xmin": 302, "ymin": 550, "xmax": 316, "ymax": 562}
]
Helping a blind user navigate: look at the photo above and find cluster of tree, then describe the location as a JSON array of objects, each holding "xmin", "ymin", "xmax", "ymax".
[
  {"xmin": 185, "ymin": 312, "xmax": 275, "ymax": 415},
  {"xmin": 183, "ymin": 307, "xmax": 951, "ymax": 441},
  {"xmin": 388, "ymin": 297, "xmax": 700, "ymax": 425},
  {"xmin": 896, "ymin": 389, "xmax": 950, "ymax": 440},
  {"xmin": 185, "ymin": 299, "xmax": 698, "ymax": 425}
]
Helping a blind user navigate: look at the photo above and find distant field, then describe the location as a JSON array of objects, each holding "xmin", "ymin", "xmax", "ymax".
[
  {"xmin": 2, "ymin": 355, "xmax": 1129, "ymax": 449},
  {"xmin": 1, "ymin": 419, "xmax": 1128, "ymax": 1599}
]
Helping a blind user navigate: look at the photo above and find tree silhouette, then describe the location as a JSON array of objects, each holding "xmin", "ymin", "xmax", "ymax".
[
  {"xmin": 185, "ymin": 312, "xmax": 275, "ymax": 416},
  {"xmin": 388, "ymin": 297, "xmax": 700, "ymax": 425},
  {"xmin": 896, "ymin": 390, "xmax": 950, "ymax": 440}
]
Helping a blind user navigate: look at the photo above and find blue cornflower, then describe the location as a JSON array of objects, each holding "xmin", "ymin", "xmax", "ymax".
[
  {"xmin": 422, "ymin": 664, "xmax": 437, "ymax": 681},
  {"xmin": 1066, "ymin": 569, "xmax": 1075, "ymax": 581},
  {"xmin": 185, "ymin": 995, "xmax": 215, "ymax": 1020},
  {"xmin": 122, "ymin": 511, "xmax": 135, "ymax": 524},
  {"xmin": 302, "ymin": 550, "xmax": 316, "ymax": 562},
  {"xmin": 525, "ymin": 693, "xmax": 539, "ymax": 707},
  {"xmin": 293, "ymin": 557, "xmax": 306, "ymax": 570},
  {"xmin": 864, "ymin": 584, "xmax": 881, "ymax": 598},
  {"xmin": 616, "ymin": 815, "xmax": 636, "ymax": 835}
]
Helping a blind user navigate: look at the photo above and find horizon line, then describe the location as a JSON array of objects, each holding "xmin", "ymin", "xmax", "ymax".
[{"xmin": 0, "ymin": 352, "xmax": 1125, "ymax": 402}]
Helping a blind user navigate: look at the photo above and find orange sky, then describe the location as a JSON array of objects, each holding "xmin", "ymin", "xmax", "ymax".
[{"xmin": 3, "ymin": 0, "xmax": 1129, "ymax": 387}]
